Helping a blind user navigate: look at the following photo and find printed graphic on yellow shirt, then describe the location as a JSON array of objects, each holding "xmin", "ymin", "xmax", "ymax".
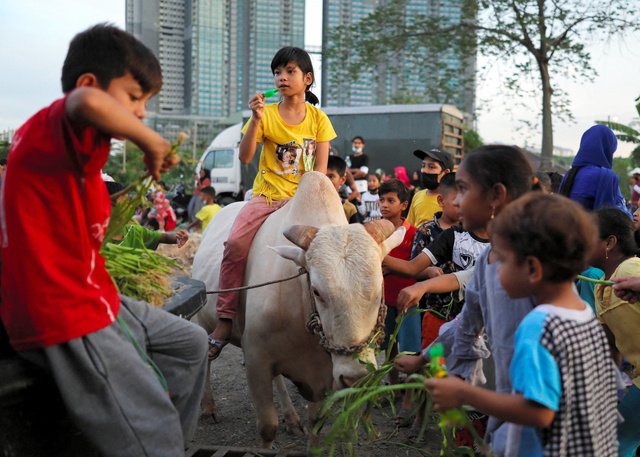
[
  {"xmin": 303, "ymin": 138, "xmax": 317, "ymax": 172},
  {"xmin": 275, "ymin": 141, "xmax": 302, "ymax": 177}
]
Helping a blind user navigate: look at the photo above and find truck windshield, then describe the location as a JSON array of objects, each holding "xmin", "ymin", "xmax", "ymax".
[{"xmin": 203, "ymin": 149, "xmax": 234, "ymax": 169}]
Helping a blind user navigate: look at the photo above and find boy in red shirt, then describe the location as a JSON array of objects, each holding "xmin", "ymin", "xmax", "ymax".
[
  {"xmin": 377, "ymin": 178, "xmax": 419, "ymax": 426},
  {"xmin": 0, "ymin": 24, "xmax": 207, "ymax": 457}
]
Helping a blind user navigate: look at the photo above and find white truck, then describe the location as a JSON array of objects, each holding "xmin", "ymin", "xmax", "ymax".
[{"xmin": 196, "ymin": 104, "xmax": 464, "ymax": 205}]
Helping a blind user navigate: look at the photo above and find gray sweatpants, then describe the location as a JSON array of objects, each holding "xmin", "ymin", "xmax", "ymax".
[{"xmin": 19, "ymin": 295, "xmax": 208, "ymax": 457}]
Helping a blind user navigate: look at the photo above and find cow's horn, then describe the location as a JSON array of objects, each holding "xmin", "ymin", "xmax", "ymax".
[
  {"xmin": 284, "ymin": 225, "xmax": 319, "ymax": 251},
  {"xmin": 364, "ymin": 219, "xmax": 395, "ymax": 244}
]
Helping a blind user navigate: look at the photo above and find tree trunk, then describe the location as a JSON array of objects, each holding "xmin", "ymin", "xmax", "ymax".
[{"xmin": 539, "ymin": 60, "xmax": 554, "ymax": 171}]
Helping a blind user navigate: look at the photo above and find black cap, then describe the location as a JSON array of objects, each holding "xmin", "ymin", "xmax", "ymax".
[{"xmin": 413, "ymin": 148, "xmax": 454, "ymax": 172}]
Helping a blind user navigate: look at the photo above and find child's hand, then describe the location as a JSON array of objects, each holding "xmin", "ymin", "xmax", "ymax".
[
  {"xmin": 248, "ymin": 92, "xmax": 265, "ymax": 120},
  {"xmin": 397, "ymin": 283, "xmax": 427, "ymax": 313},
  {"xmin": 142, "ymin": 136, "xmax": 174, "ymax": 181},
  {"xmin": 394, "ymin": 354, "xmax": 427, "ymax": 374},
  {"xmin": 176, "ymin": 230, "xmax": 189, "ymax": 248},
  {"xmin": 424, "ymin": 376, "xmax": 466, "ymax": 412},
  {"xmin": 611, "ymin": 276, "xmax": 640, "ymax": 303},
  {"xmin": 425, "ymin": 266, "xmax": 444, "ymax": 279}
]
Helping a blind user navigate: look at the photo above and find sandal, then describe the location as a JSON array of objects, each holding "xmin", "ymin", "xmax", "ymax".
[
  {"xmin": 394, "ymin": 408, "xmax": 413, "ymax": 427},
  {"xmin": 208, "ymin": 336, "xmax": 229, "ymax": 361}
]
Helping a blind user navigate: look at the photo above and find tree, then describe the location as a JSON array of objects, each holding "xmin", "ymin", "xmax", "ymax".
[
  {"xmin": 463, "ymin": 125, "xmax": 483, "ymax": 152},
  {"xmin": 597, "ymin": 95, "xmax": 640, "ymax": 166},
  {"xmin": 103, "ymin": 142, "xmax": 197, "ymax": 193},
  {"xmin": 325, "ymin": 0, "xmax": 640, "ymax": 170},
  {"xmin": 0, "ymin": 140, "xmax": 9, "ymax": 161}
]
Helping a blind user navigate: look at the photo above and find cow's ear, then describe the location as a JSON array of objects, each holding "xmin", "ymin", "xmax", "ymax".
[
  {"xmin": 270, "ymin": 245, "xmax": 307, "ymax": 267},
  {"xmin": 379, "ymin": 226, "xmax": 406, "ymax": 258}
]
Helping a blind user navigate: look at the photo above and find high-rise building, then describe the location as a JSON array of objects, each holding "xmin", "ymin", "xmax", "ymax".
[
  {"xmin": 126, "ymin": 0, "xmax": 306, "ymax": 118},
  {"xmin": 321, "ymin": 0, "xmax": 475, "ymax": 117}
]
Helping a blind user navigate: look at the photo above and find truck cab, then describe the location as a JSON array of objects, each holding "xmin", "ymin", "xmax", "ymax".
[{"xmin": 195, "ymin": 123, "xmax": 244, "ymax": 206}]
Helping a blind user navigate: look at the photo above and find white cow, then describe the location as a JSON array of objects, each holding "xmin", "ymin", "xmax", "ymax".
[{"xmin": 192, "ymin": 171, "xmax": 404, "ymax": 449}]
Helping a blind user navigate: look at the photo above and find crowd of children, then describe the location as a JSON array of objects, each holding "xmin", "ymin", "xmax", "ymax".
[{"xmin": 3, "ymin": 21, "xmax": 640, "ymax": 457}]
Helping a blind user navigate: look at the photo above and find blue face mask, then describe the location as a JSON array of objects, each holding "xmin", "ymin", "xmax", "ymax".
[{"xmin": 352, "ymin": 147, "xmax": 363, "ymax": 153}]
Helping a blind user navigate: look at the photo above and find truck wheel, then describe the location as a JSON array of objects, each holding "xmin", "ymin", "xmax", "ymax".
[{"xmin": 218, "ymin": 196, "xmax": 237, "ymax": 207}]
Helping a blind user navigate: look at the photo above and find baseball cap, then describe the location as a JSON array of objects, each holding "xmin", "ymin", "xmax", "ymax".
[{"xmin": 413, "ymin": 148, "xmax": 454, "ymax": 172}]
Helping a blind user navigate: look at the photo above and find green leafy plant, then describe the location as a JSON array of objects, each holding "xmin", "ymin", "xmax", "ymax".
[{"xmin": 312, "ymin": 310, "xmax": 491, "ymax": 457}]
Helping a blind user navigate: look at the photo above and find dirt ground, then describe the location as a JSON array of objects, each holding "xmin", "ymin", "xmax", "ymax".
[
  {"xmin": 190, "ymin": 344, "xmax": 443, "ymax": 457},
  {"xmin": 158, "ymin": 231, "xmax": 443, "ymax": 456}
]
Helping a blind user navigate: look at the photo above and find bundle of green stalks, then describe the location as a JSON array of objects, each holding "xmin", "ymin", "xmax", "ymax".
[
  {"xmin": 102, "ymin": 242, "xmax": 180, "ymax": 307},
  {"xmin": 312, "ymin": 309, "xmax": 491, "ymax": 457},
  {"xmin": 101, "ymin": 133, "xmax": 188, "ymax": 306}
]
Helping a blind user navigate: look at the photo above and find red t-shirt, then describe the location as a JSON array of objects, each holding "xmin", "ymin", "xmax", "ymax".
[
  {"xmin": 384, "ymin": 219, "xmax": 417, "ymax": 308},
  {"xmin": 0, "ymin": 94, "xmax": 121, "ymax": 350}
]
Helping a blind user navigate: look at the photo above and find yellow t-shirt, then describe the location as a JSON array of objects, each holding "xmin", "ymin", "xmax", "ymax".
[
  {"xmin": 406, "ymin": 189, "xmax": 440, "ymax": 227},
  {"xmin": 242, "ymin": 103, "xmax": 336, "ymax": 203},
  {"xmin": 196, "ymin": 204, "xmax": 221, "ymax": 231},
  {"xmin": 343, "ymin": 200, "xmax": 357, "ymax": 222},
  {"xmin": 595, "ymin": 256, "xmax": 640, "ymax": 388}
]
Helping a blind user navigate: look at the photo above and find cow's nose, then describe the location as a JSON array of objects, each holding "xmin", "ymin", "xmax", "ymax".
[{"xmin": 339, "ymin": 375, "xmax": 360, "ymax": 388}]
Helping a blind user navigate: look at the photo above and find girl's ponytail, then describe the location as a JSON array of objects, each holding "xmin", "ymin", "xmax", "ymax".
[{"xmin": 305, "ymin": 89, "xmax": 319, "ymax": 106}]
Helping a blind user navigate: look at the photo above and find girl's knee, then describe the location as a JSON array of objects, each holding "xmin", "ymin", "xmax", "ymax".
[{"xmin": 223, "ymin": 235, "xmax": 251, "ymax": 260}]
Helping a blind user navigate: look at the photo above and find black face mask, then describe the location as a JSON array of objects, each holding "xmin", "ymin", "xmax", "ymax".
[
  {"xmin": 421, "ymin": 172, "xmax": 440, "ymax": 190},
  {"xmin": 368, "ymin": 187, "xmax": 378, "ymax": 194}
]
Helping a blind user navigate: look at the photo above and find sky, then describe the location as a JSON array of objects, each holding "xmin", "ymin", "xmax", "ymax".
[{"xmin": 1, "ymin": 0, "xmax": 639, "ymax": 157}]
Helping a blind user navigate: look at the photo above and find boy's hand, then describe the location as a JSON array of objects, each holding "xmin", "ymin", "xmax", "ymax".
[
  {"xmin": 395, "ymin": 354, "xmax": 427, "ymax": 374},
  {"xmin": 249, "ymin": 93, "xmax": 265, "ymax": 120},
  {"xmin": 142, "ymin": 136, "xmax": 174, "ymax": 181},
  {"xmin": 176, "ymin": 230, "xmax": 189, "ymax": 248},
  {"xmin": 425, "ymin": 266, "xmax": 444, "ymax": 278},
  {"xmin": 424, "ymin": 376, "xmax": 466, "ymax": 412},
  {"xmin": 398, "ymin": 283, "xmax": 427, "ymax": 313}
]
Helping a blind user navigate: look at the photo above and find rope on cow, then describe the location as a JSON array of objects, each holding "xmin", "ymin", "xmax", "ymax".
[
  {"xmin": 304, "ymin": 273, "xmax": 388, "ymax": 356},
  {"xmin": 205, "ymin": 266, "xmax": 386, "ymax": 356},
  {"xmin": 205, "ymin": 268, "xmax": 308, "ymax": 294}
]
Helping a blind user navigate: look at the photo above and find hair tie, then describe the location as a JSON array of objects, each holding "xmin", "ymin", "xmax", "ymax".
[
  {"xmin": 306, "ymin": 89, "xmax": 310, "ymax": 92},
  {"xmin": 533, "ymin": 177, "xmax": 539, "ymax": 185}
]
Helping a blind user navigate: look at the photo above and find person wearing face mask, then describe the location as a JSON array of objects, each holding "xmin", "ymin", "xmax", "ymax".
[
  {"xmin": 358, "ymin": 172, "xmax": 383, "ymax": 222},
  {"xmin": 345, "ymin": 136, "xmax": 369, "ymax": 193},
  {"xmin": 406, "ymin": 148, "xmax": 454, "ymax": 228}
]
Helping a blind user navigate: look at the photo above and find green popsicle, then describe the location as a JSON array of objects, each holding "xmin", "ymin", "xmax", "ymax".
[{"xmin": 263, "ymin": 88, "xmax": 280, "ymax": 98}]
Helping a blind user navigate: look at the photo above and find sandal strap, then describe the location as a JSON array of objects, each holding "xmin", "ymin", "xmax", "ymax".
[{"xmin": 208, "ymin": 336, "xmax": 229, "ymax": 350}]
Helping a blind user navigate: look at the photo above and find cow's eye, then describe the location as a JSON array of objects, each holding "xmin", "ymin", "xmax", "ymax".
[{"xmin": 312, "ymin": 289, "xmax": 324, "ymax": 302}]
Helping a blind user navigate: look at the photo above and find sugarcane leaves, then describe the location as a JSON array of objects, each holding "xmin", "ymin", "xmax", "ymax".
[
  {"xmin": 103, "ymin": 133, "xmax": 188, "ymax": 247},
  {"xmin": 313, "ymin": 309, "xmax": 490, "ymax": 456}
]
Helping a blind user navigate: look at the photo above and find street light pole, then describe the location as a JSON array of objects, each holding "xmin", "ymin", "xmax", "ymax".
[{"xmin": 192, "ymin": 122, "xmax": 198, "ymax": 162}]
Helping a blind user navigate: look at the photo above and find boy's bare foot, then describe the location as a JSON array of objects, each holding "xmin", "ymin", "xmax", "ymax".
[{"xmin": 208, "ymin": 318, "xmax": 232, "ymax": 361}]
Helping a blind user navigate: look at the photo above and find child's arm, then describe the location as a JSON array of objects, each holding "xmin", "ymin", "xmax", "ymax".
[
  {"xmin": 188, "ymin": 219, "xmax": 202, "ymax": 232},
  {"xmin": 397, "ymin": 273, "xmax": 461, "ymax": 314},
  {"xmin": 65, "ymin": 87, "xmax": 174, "ymax": 180},
  {"xmin": 345, "ymin": 170, "xmax": 361, "ymax": 202},
  {"xmin": 416, "ymin": 266, "xmax": 444, "ymax": 280},
  {"xmin": 159, "ymin": 230, "xmax": 189, "ymax": 248},
  {"xmin": 425, "ymin": 376, "xmax": 555, "ymax": 428},
  {"xmin": 314, "ymin": 141, "xmax": 330, "ymax": 174},
  {"xmin": 239, "ymin": 93, "xmax": 265, "ymax": 164},
  {"xmin": 383, "ymin": 251, "xmax": 432, "ymax": 277}
]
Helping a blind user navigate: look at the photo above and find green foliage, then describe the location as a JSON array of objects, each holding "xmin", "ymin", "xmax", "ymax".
[
  {"xmin": 325, "ymin": 0, "xmax": 640, "ymax": 168},
  {"xmin": 0, "ymin": 140, "xmax": 10, "ymax": 161},
  {"xmin": 612, "ymin": 157, "xmax": 633, "ymax": 200},
  {"xmin": 103, "ymin": 141, "xmax": 197, "ymax": 193},
  {"xmin": 463, "ymin": 126, "xmax": 483, "ymax": 152},
  {"xmin": 596, "ymin": 95, "xmax": 640, "ymax": 171}
]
